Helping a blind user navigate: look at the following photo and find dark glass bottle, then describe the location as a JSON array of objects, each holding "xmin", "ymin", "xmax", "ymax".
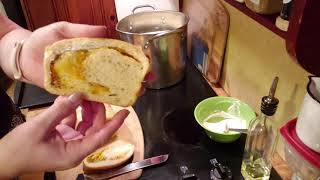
[{"xmin": 280, "ymin": 0, "xmax": 293, "ymax": 20}]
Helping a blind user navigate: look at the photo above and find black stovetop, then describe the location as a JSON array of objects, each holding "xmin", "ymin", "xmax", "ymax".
[{"xmin": 133, "ymin": 63, "xmax": 282, "ymax": 180}]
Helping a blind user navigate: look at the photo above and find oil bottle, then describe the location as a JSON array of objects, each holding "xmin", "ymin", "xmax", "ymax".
[{"xmin": 241, "ymin": 77, "xmax": 279, "ymax": 180}]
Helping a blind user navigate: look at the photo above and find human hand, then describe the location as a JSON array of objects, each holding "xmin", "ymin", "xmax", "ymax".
[
  {"xmin": 19, "ymin": 22, "xmax": 107, "ymax": 87},
  {"xmin": 0, "ymin": 94, "xmax": 129, "ymax": 178}
]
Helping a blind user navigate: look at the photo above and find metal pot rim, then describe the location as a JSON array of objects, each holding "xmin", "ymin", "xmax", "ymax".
[{"xmin": 116, "ymin": 10, "xmax": 189, "ymax": 35}]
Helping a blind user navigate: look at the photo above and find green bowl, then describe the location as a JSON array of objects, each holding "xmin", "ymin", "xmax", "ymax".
[{"xmin": 194, "ymin": 96, "xmax": 256, "ymax": 143}]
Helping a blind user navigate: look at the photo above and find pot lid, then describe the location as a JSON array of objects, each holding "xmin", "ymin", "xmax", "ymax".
[
  {"xmin": 116, "ymin": 11, "xmax": 189, "ymax": 35},
  {"xmin": 280, "ymin": 119, "xmax": 320, "ymax": 168}
]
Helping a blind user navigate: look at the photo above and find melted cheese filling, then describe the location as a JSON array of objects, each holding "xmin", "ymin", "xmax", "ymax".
[{"xmin": 50, "ymin": 49, "xmax": 110, "ymax": 95}]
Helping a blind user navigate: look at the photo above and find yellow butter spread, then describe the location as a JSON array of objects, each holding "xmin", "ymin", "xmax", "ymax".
[
  {"xmin": 50, "ymin": 49, "xmax": 110, "ymax": 95},
  {"xmin": 86, "ymin": 148, "xmax": 130, "ymax": 163},
  {"xmin": 87, "ymin": 150, "xmax": 105, "ymax": 163}
]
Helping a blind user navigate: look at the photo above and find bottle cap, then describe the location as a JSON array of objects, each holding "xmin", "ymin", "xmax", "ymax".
[{"xmin": 261, "ymin": 77, "xmax": 279, "ymax": 116}]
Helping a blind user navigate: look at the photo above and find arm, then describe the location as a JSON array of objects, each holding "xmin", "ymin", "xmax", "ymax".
[
  {"xmin": 0, "ymin": 14, "xmax": 31, "ymax": 82},
  {"xmin": 0, "ymin": 14, "xmax": 107, "ymax": 88},
  {"xmin": 0, "ymin": 94, "xmax": 129, "ymax": 178},
  {"xmin": 0, "ymin": 17, "xmax": 130, "ymax": 179},
  {"xmin": 0, "ymin": 13, "xmax": 23, "ymax": 37}
]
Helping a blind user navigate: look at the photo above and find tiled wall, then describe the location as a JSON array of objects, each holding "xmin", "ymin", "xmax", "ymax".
[{"xmin": 220, "ymin": 2, "xmax": 311, "ymax": 158}]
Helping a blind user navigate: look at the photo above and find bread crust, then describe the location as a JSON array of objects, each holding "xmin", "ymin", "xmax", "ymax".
[
  {"xmin": 82, "ymin": 140, "xmax": 135, "ymax": 173},
  {"xmin": 44, "ymin": 38, "xmax": 150, "ymax": 106}
]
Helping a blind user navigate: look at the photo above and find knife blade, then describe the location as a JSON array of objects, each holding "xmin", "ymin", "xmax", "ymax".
[{"xmin": 83, "ymin": 154, "xmax": 169, "ymax": 180}]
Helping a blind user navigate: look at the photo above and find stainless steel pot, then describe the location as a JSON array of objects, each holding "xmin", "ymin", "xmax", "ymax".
[{"xmin": 116, "ymin": 6, "xmax": 189, "ymax": 89}]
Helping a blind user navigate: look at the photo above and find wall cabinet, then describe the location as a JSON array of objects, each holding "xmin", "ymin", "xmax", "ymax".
[{"xmin": 20, "ymin": 0, "xmax": 118, "ymax": 38}]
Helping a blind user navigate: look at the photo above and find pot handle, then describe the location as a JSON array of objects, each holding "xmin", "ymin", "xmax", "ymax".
[
  {"xmin": 144, "ymin": 28, "xmax": 184, "ymax": 49},
  {"xmin": 132, "ymin": 4, "xmax": 156, "ymax": 14}
]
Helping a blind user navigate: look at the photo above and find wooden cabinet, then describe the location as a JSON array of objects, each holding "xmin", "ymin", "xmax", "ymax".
[
  {"xmin": 286, "ymin": 0, "xmax": 320, "ymax": 75},
  {"xmin": 20, "ymin": 0, "xmax": 118, "ymax": 38}
]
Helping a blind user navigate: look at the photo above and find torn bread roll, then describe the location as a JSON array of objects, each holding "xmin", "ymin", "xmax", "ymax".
[
  {"xmin": 83, "ymin": 139, "xmax": 134, "ymax": 172},
  {"xmin": 44, "ymin": 38, "xmax": 150, "ymax": 107}
]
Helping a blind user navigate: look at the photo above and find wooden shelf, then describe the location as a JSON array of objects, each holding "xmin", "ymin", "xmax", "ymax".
[{"xmin": 224, "ymin": 0, "xmax": 287, "ymax": 39}]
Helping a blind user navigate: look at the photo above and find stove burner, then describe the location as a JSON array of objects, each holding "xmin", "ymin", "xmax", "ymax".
[{"xmin": 162, "ymin": 107, "xmax": 204, "ymax": 144}]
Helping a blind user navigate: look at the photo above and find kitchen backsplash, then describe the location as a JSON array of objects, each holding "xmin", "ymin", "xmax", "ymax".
[{"xmin": 219, "ymin": 2, "xmax": 311, "ymax": 158}]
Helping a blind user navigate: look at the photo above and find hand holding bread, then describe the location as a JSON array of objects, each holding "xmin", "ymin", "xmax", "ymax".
[
  {"xmin": 42, "ymin": 38, "xmax": 150, "ymax": 172},
  {"xmin": 44, "ymin": 38, "xmax": 150, "ymax": 107},
  {"xmin": 0, "ymin": 20, "xmax": 148, "ymax": 178}
]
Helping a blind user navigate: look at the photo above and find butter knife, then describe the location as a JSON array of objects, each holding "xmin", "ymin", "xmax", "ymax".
[{"xmin": 83, "ymin": 154, "xmax": 169, "ymax": 180}]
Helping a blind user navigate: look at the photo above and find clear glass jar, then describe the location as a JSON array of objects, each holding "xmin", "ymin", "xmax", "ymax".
[{"xmin": 241, "ymin": 113, "xmax": 279, "ymax": 180}]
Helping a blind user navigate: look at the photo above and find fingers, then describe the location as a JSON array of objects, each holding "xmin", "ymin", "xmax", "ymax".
[
  {"xmin": 85, "ymin": 102, "xmax": 106, "ymax": 135},
  {"xmin": 61, "ymin": 112, "xmax": 77, "ymax": 128},
  {"xmin": 140, "ymin": 72, "xmax": 155, "ymax": 96},
  {"xmin": 56, "ymin": 124, "xmax": 83, "ymax": 141},
  {"xmin": 68, "ymin": 109, "xmax": 129, "ymax": 160},
  {"xmin": 144, "ymin": 72, "xmax": 156, "ymax": 81},
  {"xmin": 82, "ymin": 109, "xmax": 128, "ymax": 151},
  {"xmin": 54, "ymin": 21, "xmax": 107, "ymax": 38},
  {"xmin": 77, "ymin": 101, "xmax": 94, "ymax": 135},
  {"xmin": 35, "ymin": 93, "xmax": 82, "ymax": 132},
  {"xmin": 139, "ymin": 86, "xmax": 146, "ymax": 96},
  {"xmin": 77, "ymin": 101, "xmax": 107, "ymax": 135}
]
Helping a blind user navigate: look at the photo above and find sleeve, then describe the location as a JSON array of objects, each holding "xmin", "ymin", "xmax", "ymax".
[{"xmin": 0, "ymin": 88, "xmax": 25, "ymax": 139}]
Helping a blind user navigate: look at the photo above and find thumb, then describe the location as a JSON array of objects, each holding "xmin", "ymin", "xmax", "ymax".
[
  {"xmin": 35, "ymin": 93, "xmax": 82, "ymax": 131},
  {"xmin": 55, "ymin": 22, "xmax": 107, "ymax": 38}
]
